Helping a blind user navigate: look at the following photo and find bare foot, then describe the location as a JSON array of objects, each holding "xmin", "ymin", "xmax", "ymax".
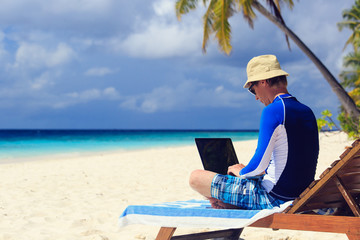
[{"xmin": 208, "ymin": 198, "xmax": 240, "ymax": 209}]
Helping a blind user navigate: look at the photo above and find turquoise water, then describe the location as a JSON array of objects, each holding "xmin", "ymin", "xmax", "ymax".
[{"xmin": 0, "ymin": 130, "xmax": 258, "ymax": 161}]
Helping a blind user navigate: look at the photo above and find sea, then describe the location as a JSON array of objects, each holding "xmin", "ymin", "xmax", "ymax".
[{"xmin": 0, "ymin": 129, "xmax": 258, "ymax": 162}]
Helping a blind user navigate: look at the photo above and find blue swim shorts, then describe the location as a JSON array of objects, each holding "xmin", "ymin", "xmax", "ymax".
[{"xmin": 211, "ymin": 174, "xmax": 285, "ymax": 210}]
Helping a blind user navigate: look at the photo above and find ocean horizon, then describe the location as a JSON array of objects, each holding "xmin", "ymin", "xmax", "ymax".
[{"xmin": 0, "ymin": 129, "xmax": 259, "ymax": 162}]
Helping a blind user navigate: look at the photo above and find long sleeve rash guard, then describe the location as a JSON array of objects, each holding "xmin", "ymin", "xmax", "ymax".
[{"xmin": 240, "ymin": 94, "xmax": 319, "ymax": 201}]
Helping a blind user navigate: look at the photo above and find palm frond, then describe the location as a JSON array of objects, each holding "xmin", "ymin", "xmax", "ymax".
[
  {"xmin": 202, "ymin": 0, "xmax": 217, "ymax": 53},
  {"xmin": 273, "ymin": 0, "xmax": 294, "ymax": 12},
  {"xmin": 175, "ymin": 0, "xmax": 199, "ymax": 20},
  {"xmin": 235, "ymin": 0, "xmax": 256, "ymax": 29},
  {"xmin": 213, "ymin": 0, "xmax": 234, "ymax": 55},
  {"xmin": 344, "ymin": 52, "xmax": 360, "ymax": 67},
  {"xmin": 338, "ymin": 20, "xmax": 359, "ymax": 31},
  {"xmin": 341, "ymin": 51, "xmax": 360, "ymax": 88},
  {"xmin": 280, "ymin": 0, "xmax": 294, "ymax": 10},
  {"xmin": 265, "ymin": 0, "xmax": 291, "ymax": 49},
  {"xmin": 345, "ymin": 11, "xmax": 360, "ymax": 22},
  {"xmin": 338, "ymin": 0, "xmax": 360, "ymax": 50}
]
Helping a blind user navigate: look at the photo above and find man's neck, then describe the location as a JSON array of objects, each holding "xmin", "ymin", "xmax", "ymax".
[
  {"xmin": 270, "ymin": 88, "xmax": 289, "ymax": 102},
  {"xmin": 274, "ymin": 92, "xmax": 289, "ymax": 99}
]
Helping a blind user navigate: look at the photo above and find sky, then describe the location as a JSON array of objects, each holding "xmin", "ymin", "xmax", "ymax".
[{"xmin": 0, "ymin": 0, "xmax": 355, "ymax": 129}]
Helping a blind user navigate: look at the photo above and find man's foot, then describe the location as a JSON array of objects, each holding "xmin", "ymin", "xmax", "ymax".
[{"xmin": 208, "ymin": 198, "xmax": 240, "ymax": 209}]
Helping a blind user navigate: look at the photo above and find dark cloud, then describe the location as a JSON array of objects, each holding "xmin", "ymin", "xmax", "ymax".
[{"xmin": 0, "ymin": 0, "xmax": 355, "ymax": 129}]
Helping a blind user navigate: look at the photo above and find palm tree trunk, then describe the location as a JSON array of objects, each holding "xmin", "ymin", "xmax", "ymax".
[{"xmin": 252, "ymin": 0, "xmax": 360, "ymax": 118}]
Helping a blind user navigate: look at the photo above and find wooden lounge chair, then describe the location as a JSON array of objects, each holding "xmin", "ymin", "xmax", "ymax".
[{"xmin": 156, "ymin": 139, "xmax": 360, "ymax": 240}]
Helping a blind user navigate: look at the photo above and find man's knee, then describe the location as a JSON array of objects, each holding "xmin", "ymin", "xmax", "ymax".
[
  {"xmin": 189, "ymin": 169, "xmax": 215, "ymax": 195},
  {"xmin": 189, "ymin": 169, "xmax": 203, "ymax": 190}
]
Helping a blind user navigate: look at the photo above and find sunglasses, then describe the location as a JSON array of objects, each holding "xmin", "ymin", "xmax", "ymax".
[{"xmin": 248, "ymin": 82, "xmax": 257, "ymax": 96}]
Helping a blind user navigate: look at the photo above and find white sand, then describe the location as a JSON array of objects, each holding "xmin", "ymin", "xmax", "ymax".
[{"xmin": 0, "ymin": 132, "xmax": 354, "ymax": 240}]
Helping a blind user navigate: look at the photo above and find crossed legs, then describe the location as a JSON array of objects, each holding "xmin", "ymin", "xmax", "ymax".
[{"xmin": 189, "ymin": 169, "xmax": 240, "ymax": 209}]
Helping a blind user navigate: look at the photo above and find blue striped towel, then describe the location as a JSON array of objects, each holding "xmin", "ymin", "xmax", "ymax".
[{"xmin": 119, "ymin": 199, "xmax": 292, "ymax": 229}]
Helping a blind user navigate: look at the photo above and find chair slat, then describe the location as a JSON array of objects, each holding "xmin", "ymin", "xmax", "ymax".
[
  {"xmin": 334, "ymin": 176, "xmax": 360, "ymax": 217},
  {"xmin": 319, "ymin": 167, "xmax": 332, "ymax": 179},
  {"xmin": 340, "ymin": 147, "xmax": 352, "ymax": 159},
  {"xmin": 331, "ymin": 160, "xmax": 340, "ymax": 167},
  {"xmin": 287, "ymin": 140, "xmax": 360, "ymax": 214}
]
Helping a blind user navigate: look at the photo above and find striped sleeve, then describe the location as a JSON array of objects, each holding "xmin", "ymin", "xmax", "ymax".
[{"xmin": 240, "ymin": 103, "xmax": 284, "ymax": 177}]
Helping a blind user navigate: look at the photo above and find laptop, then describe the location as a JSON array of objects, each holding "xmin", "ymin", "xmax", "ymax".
[{"xmin": 195, "ymin": 138, "xmax": 239, "ymax": 175}]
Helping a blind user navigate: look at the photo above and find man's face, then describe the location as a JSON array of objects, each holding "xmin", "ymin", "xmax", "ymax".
[{"xmin": 250, "ymin": 80, "xmax": 272, "ymax": 106}]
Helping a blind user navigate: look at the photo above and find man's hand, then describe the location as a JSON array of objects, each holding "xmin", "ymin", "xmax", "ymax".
[{"xmin": 227, "ymin": 164, "xmax": 246, "ymax": 177}]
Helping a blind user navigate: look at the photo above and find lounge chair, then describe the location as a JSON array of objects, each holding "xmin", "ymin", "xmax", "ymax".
[{"xmin": 120, "ymin": 139, "xmax": 360, "ymax": 240}]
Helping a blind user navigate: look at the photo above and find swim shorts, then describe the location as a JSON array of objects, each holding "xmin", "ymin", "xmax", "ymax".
[{"xmin": 211, "ymin": 174, "xmax": 285, "ymax": 210}]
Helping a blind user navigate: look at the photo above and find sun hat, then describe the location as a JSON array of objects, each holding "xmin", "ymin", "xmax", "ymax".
[{"xmin": 243, "ymin": 55, "xmax": 289, "ymax": 88}]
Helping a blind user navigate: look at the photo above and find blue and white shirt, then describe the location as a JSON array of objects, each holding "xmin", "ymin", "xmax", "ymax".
[{"xmin": 240, "ymin": 94, "xmax": 319, "ymax": 201}]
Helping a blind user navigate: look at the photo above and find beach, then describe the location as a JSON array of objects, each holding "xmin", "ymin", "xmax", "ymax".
[{"xmin": 0, "ymin": 132, "xmax": 354, "ymax": 240}]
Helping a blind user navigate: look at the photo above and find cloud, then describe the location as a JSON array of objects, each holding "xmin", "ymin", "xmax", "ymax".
[
  {"xmin": 84, "ymin": 67, "xmax": 114, "ymax": 76},
  {"xmin": 53, "ymin": 87, "xmax": 120, "ymax": 109},
  {"xmin": 5, "ymin": 41, "xmax": 76, "ymax": 93},
  {"xmin": 282, "ymin": 0, "xmax": 351, "ymax": 72},
  {"xmin": 0, "ymin": 0, "xmax": 354, "ymax": 129},
  {"xmin": 46, "ymin": 0, "xmax": 112, "ymax": 14},
  {"xmin": 12, "ymin": 42, "xmax": 75, "ymax": 69},
  {"xmin": 153, "ymin": 0, "xmax": 174, "ymax": 17},
  {"xmin": 67, "ymin": 87, "xmax": 120, "ymax": 101},
  {"xmin": 0, "ymin": 84, "xmax": 122, "ymax": 110},
  {"xmin": 0, "ymin": 31, "xmax": 8, "ymax": 60},
  {"xmin": 118, "ymin": 24, "xmax": 201, "ymax": 58},
  {"xmin": 0, "ymin": 0, "xmax": 114, "ymax": 33},
  {"xmin": 30, "ymin": 71, "xmax": 57, "ymax": 90},
  {"xmin": 120, "ymin": 85, "xmax": 186, "ymax": 113},
  {"xmin": 120, "ymin": 80, "xmax": 246, "ymax": 113},
  {"xmin": 103, "ymin": 87, "xmax": 119, "ymax": 99},
  {"xmin": 114, "ymin": 0, "xmax": 203, "ymax": 58},
  {"xmin": 214, "ymin": 65, "xmax": 246, "ymax": 87}
]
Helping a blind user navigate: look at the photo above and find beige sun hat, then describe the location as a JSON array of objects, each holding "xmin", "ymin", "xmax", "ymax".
[{"xmin": 243, "ymin": 54, "xmax": 289, "ymax": 88}]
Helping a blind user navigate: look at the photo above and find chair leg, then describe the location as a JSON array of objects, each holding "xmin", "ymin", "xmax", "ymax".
[
  {"xmin": 155, "ymin": 227, "xmax": 176, "ymax": 240},
  {"xmin": 347, "ymin": 233, "xmax": 360, "ymax": 240},
  {"xmin": 225, "ymin": 228, "xmax": 243, "ymax": 240},
  {"xmin": 159, "ymin": 228, "xmax": 243, "ymax": 240}
]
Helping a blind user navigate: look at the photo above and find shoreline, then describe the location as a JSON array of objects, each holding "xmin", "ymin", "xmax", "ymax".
[
  {"xmin": 0, "ymin": 130, "xmax": 341, "ymax": 165},
  {"xmin": 0, "ymin": 143, "xmax": 192, "ymax": 165},
  {"xmin": 0, "ymin": 131, "xmax": 354, "ymax": 240},
  {"xmin": 0, "ymin": 130, "xmax": 259, "ymax": 164},
  {"xmin": 0, "ymin": 137, "xmax": 257, "ymax": 165}
]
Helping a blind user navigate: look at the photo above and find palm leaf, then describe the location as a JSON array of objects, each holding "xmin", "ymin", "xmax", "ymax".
[
  {"xmin": 175, "ymin": 0, "xmax": 199, "ymax": 20},
  {"xmin": 235, "ymin": 0, "xmax": 256, "ymax": 29},
  {"xmin": 176, "ymin": 0, "xmax": 295, "ymax": 55},
  {"xmin": 338, "ymin": 0, "xmax": 360, "ymax": 50},
  {"xmin": 272, "ymin": 0, "xmax": 294, "ymax": 12},
  {"xmin": 265, "ymin": 0, "xmax": 291, "ymax": 49},
  {"xmin": 340, "ymin": 51, "xmax": 360, "ymax": 89},
  {"xmin": 278, "ymin": 0, "xmax": 294, "ymax": 10},
  {"xmin": 213, "ymin": 0, "xmax": 234, "ymax": 54},
  {"xmin": 202, "ymin": 0, "xmax": 210, "ymax": 5},
  {"xmin": 202, "ymin": 0, "xmax": 217, "ymax": 53}
]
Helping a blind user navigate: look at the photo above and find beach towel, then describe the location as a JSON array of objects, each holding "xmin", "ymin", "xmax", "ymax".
[{"xmin": 119, "ymin": 199, "xmax": 292, "ymax": 229}]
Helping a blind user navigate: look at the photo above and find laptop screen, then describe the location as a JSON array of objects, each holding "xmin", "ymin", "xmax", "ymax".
[{"xmin": 195, "ymin": 138, "xmax": 239, "ymax": 175}]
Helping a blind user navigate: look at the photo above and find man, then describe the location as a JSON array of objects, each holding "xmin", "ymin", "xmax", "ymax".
[{"xmin": 189, "ymin": 54, "xmax": 319, "ymax": 210}]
